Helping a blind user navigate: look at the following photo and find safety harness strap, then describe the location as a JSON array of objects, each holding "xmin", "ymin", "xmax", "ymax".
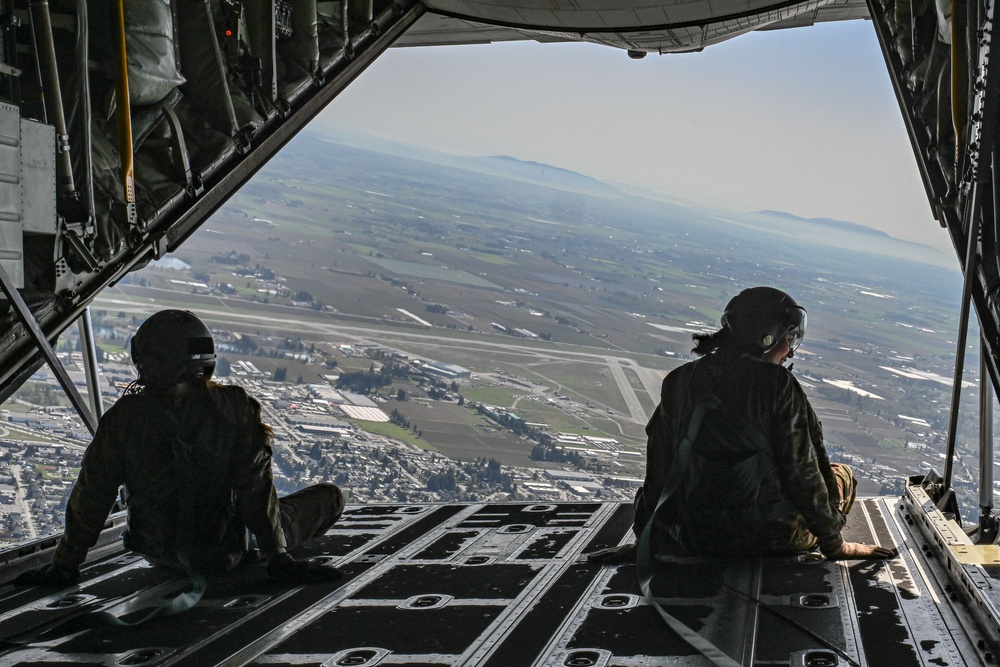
[
  {"xmin": 0, "ymin": 569, "xmax": 205, "ymax": 647},
  {"xmin": 636, "ymin": 386, "xmax": 741, "ymax": 667},
  {"xmin": 637, "ymin": 535, "xmax": 740, "ymax": 667}
]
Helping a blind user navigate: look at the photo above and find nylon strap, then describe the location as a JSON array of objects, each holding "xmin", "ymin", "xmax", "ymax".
[
  {"xmin": 636, "ymin": 384, "xmax": 740, "ymax": 667},
  {"xmin": 659, "ymin": 393, "xmax": 719, "ymax": 505},
  {"xmin": 637, "ymin": 524, "xmax": 740, "ymax": 667},
  {"xmin": 0, "ymin": 569, "xmax": 205, "ymax": 647}
]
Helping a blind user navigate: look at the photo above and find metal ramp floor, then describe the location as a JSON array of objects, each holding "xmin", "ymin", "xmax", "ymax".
[{"xmin": 0, "ymin": 498, "xmax": 994, "ymax": 666}]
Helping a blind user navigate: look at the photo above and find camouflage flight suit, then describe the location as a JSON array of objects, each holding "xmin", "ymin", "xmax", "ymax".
[
  {"xmin": 634, "ymin": 350, "xmax": 853, "ymax": 556},
  {"xmin": 54, "ymin": 383, "xmax": 343, "ymax": 573}
]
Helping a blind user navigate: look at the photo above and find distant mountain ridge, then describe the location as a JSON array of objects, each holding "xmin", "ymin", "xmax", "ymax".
[
  {"xmin": 731, "ymin": 208, "xmax": 951, "ymax": 269},
  {"xmin": 303, "ymin": 129, "xmax": 624, "ymax": 198},
  {"xmin": 303, "ymin": 128, "xmax": 954, "ymax": 268},
  {"xmin": 465, "ymin": 155, "xmax": 623, "ymax": 197},
  {"xmin": 756, "ymin": 209, "xmax": 894, "ymax": 239}
]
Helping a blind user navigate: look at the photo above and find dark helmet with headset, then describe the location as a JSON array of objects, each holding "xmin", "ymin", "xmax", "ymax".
[
  {"xmin": 130, "ymin": 310, "xmax": 216, "ymax": 390},
  {"xmin": 721, "ymin": 287, "xmax": 807, "ymax": 354}
]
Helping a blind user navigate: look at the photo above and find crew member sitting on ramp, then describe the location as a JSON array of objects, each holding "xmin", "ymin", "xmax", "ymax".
[
  {"xmin": 14, "ymin": 309, "xmax": 345, "ymax": 588},
  {"xmin": 590, "ymin": 287, "xmax": 893, "ymax": 563}
]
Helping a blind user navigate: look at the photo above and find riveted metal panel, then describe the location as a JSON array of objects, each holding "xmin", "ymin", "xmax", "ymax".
[
  {"xmin": 19, "ymin": 118, "xmax": 56, "ymax": 235},
  {"xmin": 0, "ymin": 103, "xmax": 21, "ymax": 288}
]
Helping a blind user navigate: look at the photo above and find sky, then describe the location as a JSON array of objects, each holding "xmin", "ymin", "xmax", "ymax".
[{"xmin": 315, "ymin": 18, "xmax": 954, "ymax": 254}]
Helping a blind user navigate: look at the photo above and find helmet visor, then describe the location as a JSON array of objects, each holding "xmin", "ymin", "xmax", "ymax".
[
  {"xmin": 785, "ymin": 308, "xmax": 807, "ymax": 352},
  {"xmin": 187, "ymin": 336, "xmax": 215, "ymax": 358}
]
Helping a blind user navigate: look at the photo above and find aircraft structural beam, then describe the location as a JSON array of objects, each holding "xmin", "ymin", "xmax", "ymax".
[
  {"xmin": 0, "ymin": 263, "xmax": 96, "ymax": 435},
  {"xmin": 978, "ymin": 339, "xmax": 997, "ymax": 542},
  {"xmin": 944, "ymin": 175, "xmax": 983, "ymax": 495},
  {"xmin": 78, "ymin": 306, "xmax": 103, "ymax": 421}
]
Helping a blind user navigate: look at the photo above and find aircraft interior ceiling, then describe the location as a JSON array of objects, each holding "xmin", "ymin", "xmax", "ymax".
[{"xmin": 411, "ymin": 0, "xmax": 872, "ymax": 51}]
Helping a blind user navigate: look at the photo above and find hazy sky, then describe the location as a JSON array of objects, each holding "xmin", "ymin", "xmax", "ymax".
[{"xmin": 316, "ymin": 18, "xmax": 955, "ymax": 254}]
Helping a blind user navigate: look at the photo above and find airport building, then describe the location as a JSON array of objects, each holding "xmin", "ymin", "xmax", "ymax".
[{"xmin": 423, "ymin": 362, "xmax": 472, "ymax": 380}]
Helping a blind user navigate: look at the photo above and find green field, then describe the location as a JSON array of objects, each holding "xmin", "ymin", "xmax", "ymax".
[
  {"xmin": 350, "ymin": 421, "xmax": 431, "ymax": 449},
  {"xmin": 460, "ymin": 386, "xmax": 521, "ymax": 407},
  {"xmin": 513, "ymin": 400, "xmax": 594, "ymax": 430},
  {"xmin": 522, "ymin": 363, "xmax": 630, "ymax": 414}
]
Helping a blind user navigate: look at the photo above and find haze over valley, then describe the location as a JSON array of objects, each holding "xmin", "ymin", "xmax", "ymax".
[{"xmin": 1, "ymin": 129, "xmax": 990, "ymax": 543}]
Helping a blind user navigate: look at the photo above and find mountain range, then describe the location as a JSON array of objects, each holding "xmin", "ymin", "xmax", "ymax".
[{"xmin": 306, "ymin": 129, "xmax": 957, "ymax": 271}]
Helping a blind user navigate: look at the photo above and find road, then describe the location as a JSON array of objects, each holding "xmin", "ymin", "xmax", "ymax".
[{"xmin": 10, "ymin": 465, "xmax": 37, "ymax": 539}]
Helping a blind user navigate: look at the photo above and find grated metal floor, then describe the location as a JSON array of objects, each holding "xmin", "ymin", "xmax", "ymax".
[{"xmin": 0, "ymin": 498, "xmax": 992, "ymax": 666}]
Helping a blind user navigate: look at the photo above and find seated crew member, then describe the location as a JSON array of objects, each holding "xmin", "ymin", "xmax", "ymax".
[
  {"xmin": 590, "ymin": 287, "xmax": 893, "ymax": 563},
  {"xmin": 14, "ymin": 309, "xmax": 345, "ymax": 587}
]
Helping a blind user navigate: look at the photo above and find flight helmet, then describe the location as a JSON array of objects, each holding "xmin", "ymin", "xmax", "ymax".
[
  {"xmin": 130, "ymin": 310, "xmax": 216, "ymax": 389},
  {"xmin": 721, "ymin": 287, "xmax": 807, "ymax": 353}
]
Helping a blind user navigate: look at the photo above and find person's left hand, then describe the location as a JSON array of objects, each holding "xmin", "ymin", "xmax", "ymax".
[
  {"xmin": 823, "ymin": 542, "xmax": 895, "ymax": 560},
  {"xmin": 267, "ymin": 553, "xmax": 343, "ymax": 584},
  {"xmin": 11, "ymin": 561, "xmax": 80, "ymax": 587}
]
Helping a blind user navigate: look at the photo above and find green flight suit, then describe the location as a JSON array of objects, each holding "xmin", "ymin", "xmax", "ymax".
[
  {"xmin": 635, "ymin": 350, "xmax": 851, "ymax": 556},
  {"xmin": 55, "ymin": 383, "xmax": 289, "ymax": 573}
]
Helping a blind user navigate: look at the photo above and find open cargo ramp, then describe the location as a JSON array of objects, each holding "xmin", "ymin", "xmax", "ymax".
[{"xmin": 0, "ymin": 487, "xmax": 995, "ymax": 666}]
